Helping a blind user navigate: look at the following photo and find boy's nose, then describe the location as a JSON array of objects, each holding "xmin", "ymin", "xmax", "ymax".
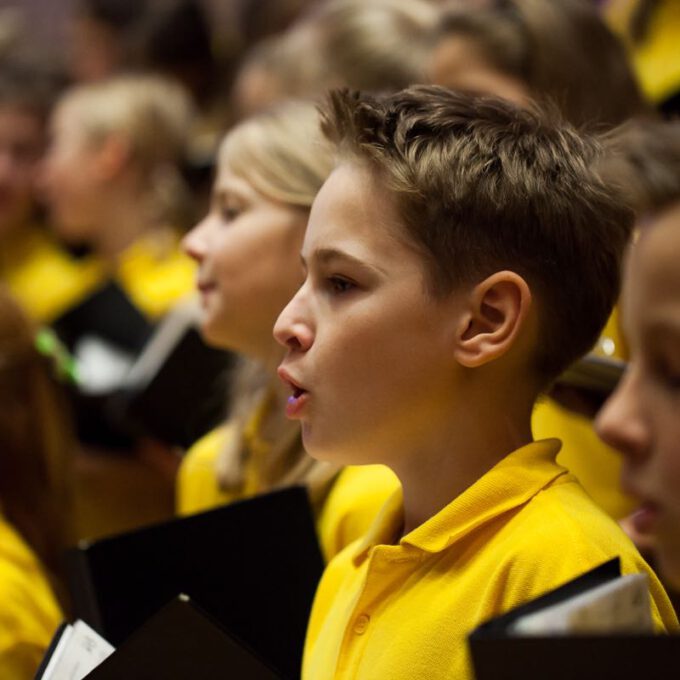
[
  {"xmin": 595, "ymin": 367, "xmax": 649, "ymax": 463},
  {"xmin": 273, "ymin": 293, "xmax": 314, "ymax": 352}
]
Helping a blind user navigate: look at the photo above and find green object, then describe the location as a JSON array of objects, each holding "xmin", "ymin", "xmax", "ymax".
[{"xmin": 35, "ymin": 328, "xmax": 80, "ymax": 385}]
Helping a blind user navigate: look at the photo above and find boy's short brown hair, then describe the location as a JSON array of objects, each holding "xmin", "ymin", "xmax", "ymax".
[{"xmin": 320, "ymin": 86, "xmax": 634, "ymax": 386}]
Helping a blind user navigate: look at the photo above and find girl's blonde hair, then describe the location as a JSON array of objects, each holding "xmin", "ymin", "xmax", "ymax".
[
  {"xmin": 219, "ymin": 100, "xmax": 334, "ymax": 207},
  {"xmin": 57, "ymin": 74, "xmax": 196, "ymax": 227},
  {"xmin": 214, "ymin": 101, "xmax": 337, "ymax": 506}
]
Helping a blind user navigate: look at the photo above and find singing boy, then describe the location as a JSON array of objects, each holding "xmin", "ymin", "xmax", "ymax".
[{"xmin": 274, "ymin": 87, "xmax": 679, "ymax": 680}]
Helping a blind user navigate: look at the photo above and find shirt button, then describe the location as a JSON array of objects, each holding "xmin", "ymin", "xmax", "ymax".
[{"xmin": 354, "ymin": 613, "xmax": 370, "ymax": 635}]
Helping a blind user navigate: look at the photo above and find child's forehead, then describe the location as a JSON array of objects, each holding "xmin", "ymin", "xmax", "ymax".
[
  {"xmin": 627, "ymin": 203, "xmax": 680, "ymax": 320},
  {"xmin": 306, "ymin": 162, "xmax": 417, "ymax": 255}
]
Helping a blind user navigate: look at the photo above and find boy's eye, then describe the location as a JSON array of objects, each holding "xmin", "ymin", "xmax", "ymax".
[{"xmin": 327, "ymin": 276, "xmax": 355, "ymax": 294}]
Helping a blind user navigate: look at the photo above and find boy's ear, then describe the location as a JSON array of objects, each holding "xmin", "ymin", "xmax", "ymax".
[{"xmin": 454, "ymin": 271, "xmax": 532, "ymax": 368}]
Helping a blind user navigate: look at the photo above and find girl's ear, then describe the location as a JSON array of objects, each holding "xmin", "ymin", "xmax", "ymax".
[
  {"xmin": 93, "ymin": 132, "xmax": 133, "ymax": 181},
  {"xmin": 454, "ymin": 271, "xmax": 532, "ymax": 368}
]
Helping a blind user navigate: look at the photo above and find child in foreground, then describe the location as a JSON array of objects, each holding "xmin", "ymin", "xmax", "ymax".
[
  {"xmin": 273, "ymin": 86, "xmax": 679, "ymax": 680},
  {"xmin": 597, "ymin": 120, "xmax": 680, "ymax": 590}
]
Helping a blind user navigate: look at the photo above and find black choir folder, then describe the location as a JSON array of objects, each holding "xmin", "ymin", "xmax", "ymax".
[
  {"xmin": 36, "ymin": 595, "xmax": 282, "ymax": 679},
  {"xmin": 67, "ymin": 487, "xmax": 324, "ymax": 680},
  {"xmin": 468, "ymin": 558, "xmax": 680, "ymax": 680}
]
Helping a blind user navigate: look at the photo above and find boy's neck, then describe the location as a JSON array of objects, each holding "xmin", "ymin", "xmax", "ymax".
[{"xmin": 394, "ymin": 392, "xmax": 535, "ymax": 537}]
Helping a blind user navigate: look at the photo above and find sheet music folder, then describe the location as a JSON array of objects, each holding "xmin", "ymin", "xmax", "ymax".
[
  {"xmin": 84, "ymin": 595, "xmax": 283, "ymax": 679},
  {"xmin": 67, "ymin": 486, "xmax": 324, "ymax": 680},
  {"xmin": 468, "ymin": 559, "xmax": 680, "ymax": 680}
]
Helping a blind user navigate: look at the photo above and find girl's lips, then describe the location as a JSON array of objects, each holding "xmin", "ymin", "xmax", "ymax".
[
  {"xmin": 197, "ymin": 280, "xmax": 216, "ymax": 293},
  {"xmin": 630, "ymin": 501, "xmax": 660, "ymax": 534}
]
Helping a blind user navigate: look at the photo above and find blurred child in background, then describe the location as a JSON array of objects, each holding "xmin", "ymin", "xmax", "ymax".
[
  {"xmin": 230, "ymin": 0, "xmax": 438, "ymax": 120},
  {"xmin": 0, "ymin": 287, "xmax": 74, "ymax": 678},
  {"xmin": 179, "ymin": 101, "xmax": 398, "ymax": 560},
  {"xmin": 597, "ymin": 119, "xmax": 680, "ymax": 588},
  {"xmin": 0, "ymin": 58, "xmax": 95, "ymax": 324},
  {"xmin": 41, "ymin": 74, "xmax": 196, "ymax": 327},
  {"xmin": 427, "ymin": 0, "xmax": 649, "ymax": 128},
  {"xmin": 38, "ymin": 74, "xmax": 199, "ymax": 538}
]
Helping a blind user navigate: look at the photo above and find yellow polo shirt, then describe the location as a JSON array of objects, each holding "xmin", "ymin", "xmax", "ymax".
[
  {"xmin": 114, "ymin": 234, "xmax": 195, "ymax": 320},
  {"xmin": 303, "ymin": 440, "xmax": 678, "ymax": 680},
  {"xmin": 177, "ymin": 426, "xmax": 400, "ymax": 561},
  {"xmin": 0, "ymin": 514, "xmax": 63, "ymax": 679},
  {"xmin": 0, "ymin": 227, "xmax": 100, "ymax": 324},
  {"xmin": 534, "ymin": 399, "xmax": 635, "ymax": 520}
]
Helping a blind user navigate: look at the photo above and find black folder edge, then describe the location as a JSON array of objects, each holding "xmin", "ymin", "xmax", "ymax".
[
  {"xmin": 83, "ymin": 594, "xmax": 284, "ymax": 679},
  {"xmin": 34, "ymin": 622, "xmax": 69, "ymax": 680},
  {"xmin": 469, "ymin": 557, "xmax": 621, "ymax": 638},
  {"xmin": 66, "ymin": 486, "xmax": 324, "ymax": 679},
  {"xmin": 466, "ymin": 559, "xmax": 680, "ymax": 680}
]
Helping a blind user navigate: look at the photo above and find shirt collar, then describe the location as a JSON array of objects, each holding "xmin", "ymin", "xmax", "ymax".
[{"xmin": 352, "ymin": 439, "xmax": 564, "ymax": 565}]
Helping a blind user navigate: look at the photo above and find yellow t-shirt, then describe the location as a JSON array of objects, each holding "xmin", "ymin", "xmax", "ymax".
[
  {"xmin": 177, "ymin": 426, "xmax": 400, "ymax": 561},
  {"xmin": 0, "ymin": 515, "xmax": 63, "ymax": 679},
  {"xmin": 303, "ymin": 440, "xmax": 679, "ymax": 680},
  {"xmin": 0, "ymin": 227, "xmax": 100, "ymax": 324}
]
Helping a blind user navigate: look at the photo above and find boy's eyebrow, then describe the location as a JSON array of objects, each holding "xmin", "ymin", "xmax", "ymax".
[{"xmin": 304, "ymin": 247, "xmax": 387, "ymax": 276}]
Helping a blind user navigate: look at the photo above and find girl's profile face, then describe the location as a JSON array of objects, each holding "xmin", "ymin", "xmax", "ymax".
[
  {"xmin": 597, "ymin": 203, "xmax": 680, "ymax": 589},
  {"xmin": 183, "ymin": 161, "xmax": 307, "ymax": 365},
  {"xmin": 40, "ymin": 103, "xmax": 104, "ymax": 244}
]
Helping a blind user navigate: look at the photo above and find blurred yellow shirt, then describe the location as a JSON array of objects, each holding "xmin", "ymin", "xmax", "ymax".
[
  {"xmin": 1, "ymin": 227, "xmax": 194, "ymax": 325},
  {"xmin": 0, "ymin": 515, "xmax": 63, "ymax": 679},
  {"xmin": 606, "ymin": 0, "xmax": 680, "ymax": 103},
  {"xmin": 0, "ymin": 227, "xmax": 100, "ymax": 324},
  {"xmin": 177, "ymin": 426, "xmax": 399, "ymax": 561},
  {"xmin": 533, "ymin": 308, "xmax": 635, "ymax": 520},
  {"xmin": 303, "ymin": 440, "xmax": 678, "ymax": 680},
  {"xmin": 114, "ymin": 233, "xmax": 195, "ymax": 320}
]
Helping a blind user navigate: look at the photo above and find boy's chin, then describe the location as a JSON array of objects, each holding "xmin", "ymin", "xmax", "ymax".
[{"xmin": 302, "ymin": 427, "xmax": 378, "ymax": 467}]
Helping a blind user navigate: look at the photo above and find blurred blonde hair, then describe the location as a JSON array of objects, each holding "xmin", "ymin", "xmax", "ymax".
[
  {"xmin": 57, "ymin": 74, "xmax": 196, "ymax": 228},
  {"xmin": 215, "ymin": 101, "xmax": 337, "ymax": 508}
]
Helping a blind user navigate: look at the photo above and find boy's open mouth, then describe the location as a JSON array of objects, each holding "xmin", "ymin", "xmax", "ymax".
[{"xmin": 277, "ymin": 366, "xmax": 309, "ymax": 417}]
